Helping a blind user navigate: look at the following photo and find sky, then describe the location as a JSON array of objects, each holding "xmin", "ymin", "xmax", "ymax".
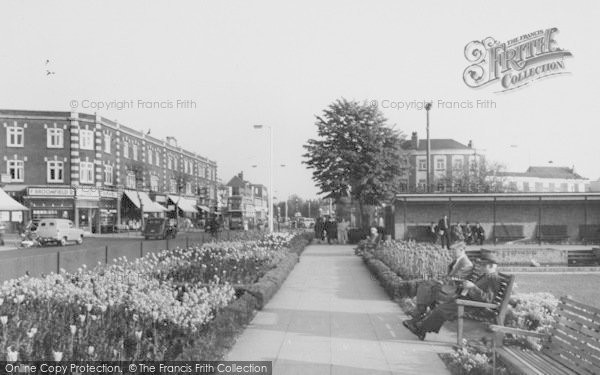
[{"xmin": 1, "ymin": 0, "xmax": 599, "ymax": 199}]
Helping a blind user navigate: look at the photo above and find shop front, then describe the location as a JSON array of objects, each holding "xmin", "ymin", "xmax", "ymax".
[
  {"xmin": 24, "ymin": 186, "xmax": 75, "ymax": 221},
  {"xmin": 121, "ymin": 190, "xmax": 167, "ymax": 229},
  {"xmin": 75, "ymin": 187, "xmax": 100, "ymax": 233},
  {"xmin": 99, "ymin": 189, "xmax": 119, "ymax": 233},
  {"xmin": 167, "ymin": 195, "xmax": 199, "ymax": 229}
]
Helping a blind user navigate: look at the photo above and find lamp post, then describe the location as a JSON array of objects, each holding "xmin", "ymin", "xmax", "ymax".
[
  {"xmin": 425, "ymin": 102, "xmax": 432, "ymax": 193},
  {"xmin": 253, "ymin": 125, "xmax": 274, "ymax": 233}
]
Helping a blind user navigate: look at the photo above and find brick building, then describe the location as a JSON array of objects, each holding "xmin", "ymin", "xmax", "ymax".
[
  {"xmin": 401, "ymin": 132, "xmax": 483, "ymax": 192},
  {"xmin": 0, "ymin": 110, "xmax": 218, "ymax": 233}
]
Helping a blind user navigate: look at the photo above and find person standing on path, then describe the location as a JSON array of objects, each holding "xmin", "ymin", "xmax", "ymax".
[
  {"xmin": 438, "ymin": 215, "xmax": 450, "ymax": 249},
  {"xmin": 337, "ymin": 218, "xmax": 349, "ymax": 244}
]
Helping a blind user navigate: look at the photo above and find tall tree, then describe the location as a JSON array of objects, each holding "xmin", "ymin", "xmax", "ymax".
[{"xmin": 303, "ymin": 98, "xmax": 408, "ymax": 227}]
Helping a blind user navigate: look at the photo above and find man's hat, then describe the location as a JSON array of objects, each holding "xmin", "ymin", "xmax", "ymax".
[{"xmin": 479, "ymin": 252, "xmax": 498, "ymax": 265}]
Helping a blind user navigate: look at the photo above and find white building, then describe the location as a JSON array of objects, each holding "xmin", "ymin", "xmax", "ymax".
[{"xmin": 494, "ymin": 166, "xmax": 589, "ymax": 193}]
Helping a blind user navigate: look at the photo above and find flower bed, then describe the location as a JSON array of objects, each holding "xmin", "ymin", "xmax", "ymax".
[{"xmin": 0, "ymin": 232, "xmax": 311, "ymax": 361}]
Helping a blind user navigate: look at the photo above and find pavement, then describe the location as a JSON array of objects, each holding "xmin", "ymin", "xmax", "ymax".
[{"xmin": 226, "ymin": 244, "xmax": 457, "ymax": 375}]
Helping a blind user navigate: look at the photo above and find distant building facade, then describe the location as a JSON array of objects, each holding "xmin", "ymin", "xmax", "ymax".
[
  {"xmin": 401, "ymin": 132, "xmax": 483, "ymax": 192},
  {"xmin": 0, "ymin": 110, "xmax": 218, "ymax": 232},
  {"xmin": 493, "ymin": 166, "xmax": 589, "ymax": 193},
  {"xmin": 225, "ymin": 172, "xmax": 268, "ymax": 229}
]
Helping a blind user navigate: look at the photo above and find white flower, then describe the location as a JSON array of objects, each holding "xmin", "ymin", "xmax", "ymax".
[
  {"xmin": 70, "ymin": 325, "xmax": 77, "ymax": 335},
  {"xmin": 135, "ymin": 330, "xmax": 143, "ymax": 340},
  {"xmin": 0, "ymin": 316, "xmax": 7, "ymax": 325},
  {"xmin": 6, "ymin": 347, "xmax": 18, "ymax": 362},
  {"xmin": 85, "ymin": 303, "xmax": 93, "ymax": 312},
  {"xmin": 78, "ymin": 314, "xmax": 86, "ymax": 324},
  {"xmin": 0, "ymin": 298, "xmax": 4, "ymax": 306},
  {"xmin": 87, "ymin": 346, "xmax": 95, "ymax": 355},
  {"xmin": 26, "ymin": 327, "xmax": 38, "ymax": 338},
  {"xmin": 52, "ymin": 351, "xmax": 63, "ymax": 361}
]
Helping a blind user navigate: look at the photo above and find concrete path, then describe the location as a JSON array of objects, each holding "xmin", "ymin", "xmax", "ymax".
[{"xmin": 226, "ymin": 244, "xmax": 453, "ymax": 374}]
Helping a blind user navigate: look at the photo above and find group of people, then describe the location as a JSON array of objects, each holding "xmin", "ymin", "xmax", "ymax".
[
  {"xmin": 403, "ymin": 246, "xmax": 500, "ymax": 341},
  {"xmin": 314, "ymin": 216, "xmax": 350, "ymax": 244},
  {"xmin": 430, "ymin": 215, "xmax": 485, "ymax": 249}
]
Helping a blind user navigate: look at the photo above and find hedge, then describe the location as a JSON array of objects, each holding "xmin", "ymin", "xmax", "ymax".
[{"xmin": 362, "ymin": 252, "xmax": 422, "ymax": 299}]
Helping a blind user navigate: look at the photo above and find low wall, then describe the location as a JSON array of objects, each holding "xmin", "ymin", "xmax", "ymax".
[{"xmin": 482, "ymin": 247, "xmax": 567, "ymax": 266}]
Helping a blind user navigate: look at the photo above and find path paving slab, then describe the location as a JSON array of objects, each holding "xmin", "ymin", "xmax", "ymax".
[{"xmin": 226, "ymin": 244, "xmax": 454, "ymax": 374}]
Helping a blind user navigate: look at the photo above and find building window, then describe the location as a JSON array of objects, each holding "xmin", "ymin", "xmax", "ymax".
[
  {"xmin": 104, "ymin": 165, "xmax": 113, "ymax": 185},
  {"xmin": 167, "ymin": 157, "xmax": 173, "ymax": 170},
  {"xmin": 123, "ymin": 142, "xmax": 129, "ymax": 158},
  {"xmin": 104, "ymin": 134, "xmax": 111, "ymax": 153},
  {"xmin": 174, "ymin": 158, "xmax": 178, "ymax": 170},
  {"xmin": 154, "ymin": 151, "xmax": 159, "ymax": 166},
  {"xmin": 418, "ymin": 158, "xmax": 426, "ymax": 171},
  {"xmin": 126, "ymin": 172, "xmax": 136, "ymax": 189},
  {"xmin": 435, "ymin": 158, "xmax": 446, "ymax": 170},
  {"xmin": 150, "ymin": 175, "xmax": 159, "ymax": 192},
  {"xmin": 7, "ymin": 160, "xmax": 24, "ymax": 182},
  {"xmin": 147, "ymin": 148, "xmax": 153, "ymax": 165},
  {"xmin": 169, "ymin": 179, "xmax": 177, "ymax": 193},
  {"xmin": 47, "ymin": 161, "xmax": 64, "ymax": 183},
  {"xmin": 47, "ymin": 128, "xmax": 64, "ymax": 148},
  {"xmin": 79, "ymin": 130, "xmax": 94, "ymax": 150},
  {"xmin": 205, "ymin": 167, "xmax": 210, "ymax": 179},
  {"xmin": 132, "ymin": 145, "xmax": 138, "ymax": 161},
  {"xmin": 417, "ymin": 179, "xmax": 426, "ymax": 192},
  {"xmin": 80, "ymin": 162, "xmax": 94, "ymax": 184},
  {"xmin": 523, "ymin": 182, "xmax": 530, "ymax": 192},
  {"xmin": 535, "ymin": 182, "xmax": 543, "ymax": 192},
  {"xmin": 453, "ymin": 158, "xmax": 463, "ymax": 170},
  {"xmin": 185, "ymin": 182, "xmax": 192, "ymax": 195},
  {"xmin": 7, "ymin": 127, "xmax": 24, "ymax": 147},
  {"xmin": 549, "ymin": 182, "xmax": 556, "ymax": 192}
]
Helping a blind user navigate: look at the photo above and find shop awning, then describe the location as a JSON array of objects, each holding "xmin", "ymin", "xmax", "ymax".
[
  {"xmin": 123, "ymin": 190, "xmax": 166, "ymax": 213},
  {"xmin": 197, "ymin": 205, "xmax": 210, "ymax": 212},
  {"xmin": 168, "ymin": 195, "xmax": 198, "ymax": 213},
  {"xmin": 0, "ymin": 188, "xmax": 28, "ymax": 210},
  {"xmin": 1, "ymin": 185, "xmax": 27, "ymax": 193}
]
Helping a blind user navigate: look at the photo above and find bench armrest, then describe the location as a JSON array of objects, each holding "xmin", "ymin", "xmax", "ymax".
[
  {"xmin": 488, "ymin": 325, "xmax": 548, "ymax": 339},
  {"xmin": 456, "ymin": 299, "xmax": 497, "ymax": 309}
]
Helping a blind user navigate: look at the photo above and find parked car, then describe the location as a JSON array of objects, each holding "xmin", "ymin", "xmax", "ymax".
[
  {"xmin": 36, "ymin": 218, "xmax": 84, "ymax": 246},
  {"xmin": 143, "ymin": 217, "xmax": 178, "ymax": 240}
]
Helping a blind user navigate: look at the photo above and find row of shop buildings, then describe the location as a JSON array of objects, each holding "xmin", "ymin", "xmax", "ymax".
[{"xmin": 0, "ymin": 109, "xmax": 219, "ymax": 233}]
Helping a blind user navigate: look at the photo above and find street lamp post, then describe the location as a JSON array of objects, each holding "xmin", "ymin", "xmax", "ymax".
[
  {"xmin": 253, "ymin": 125, "xmax": 274, "ymax": 233},
  {"xmin": 425, "ymin": 102, "xmax": 432, "ymax": 193}
]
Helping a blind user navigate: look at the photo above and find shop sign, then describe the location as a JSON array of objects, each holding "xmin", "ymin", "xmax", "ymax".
[
  {"xmin": 100, "ymin": 190, "xmax": 119, "ymax": 199},
  {"xmin": 28, "ymin": 187, "xmax": 74, "ymax": 197},
  {"xmin": 76, "ymin": 187, "xmax": 100, "ymax": 200},
  {"xmin": 155, "ymin": 195, "xmax": 166, "ymax": 203}
]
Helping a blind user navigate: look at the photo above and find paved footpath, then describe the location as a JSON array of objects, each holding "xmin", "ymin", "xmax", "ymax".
[{"xmin": 226, "ymin": 244, "xmax": 453, "ymax": 374}]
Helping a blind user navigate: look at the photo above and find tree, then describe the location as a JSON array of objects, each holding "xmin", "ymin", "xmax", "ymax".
[
  {"xmin": 303, "ymin": 98, "xmax": 408, "ymax": 227},
  {"xmin": 437, "ymin": 159, "xmax": 516, "ymax": 193}
]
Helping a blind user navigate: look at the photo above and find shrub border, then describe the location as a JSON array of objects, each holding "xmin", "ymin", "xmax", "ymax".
[
  {"xmin": 179, "ymin": 233, "xmax": 311, "ymax": 360},
  {"xmin": 362, "ymin": 252, "xmax": 422, "ymax": 299}
]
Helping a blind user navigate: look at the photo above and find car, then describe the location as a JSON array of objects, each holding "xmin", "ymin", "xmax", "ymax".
[
  {"xmin": 143, "ymin": 217, "xmax": 177, "ymax": 240},
  {"xmin": 36, "ymin": 218, "xmax": 84, "ymax": 246}
]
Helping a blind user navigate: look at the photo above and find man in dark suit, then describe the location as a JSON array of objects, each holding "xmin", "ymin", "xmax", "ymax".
[
  {"xmin": 404, "ymin": 253, "xmax": 500, "ymax": 340},
  {"xmin": 474, "ymin": 223, "xmax": 486, "ymax": 245},
  {"xmin": 411, "ymin": 245, "xmax": 473, "ymax": 319},
  {"xmin": 438, "ymin": 215, "xmax": 450, "ymax": 249}
]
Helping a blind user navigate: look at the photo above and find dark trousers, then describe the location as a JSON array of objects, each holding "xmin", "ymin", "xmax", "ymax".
[
  {"xmin": 440, "ymin": 232, "xmax": 450, "ymax": 249},
  {"xmin": 419, "ymin": 300, "xmax": 458, "ymax": 333}
]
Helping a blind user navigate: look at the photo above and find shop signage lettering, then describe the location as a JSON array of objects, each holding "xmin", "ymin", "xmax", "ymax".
[{"xmin": 28, "ymin": 187, "xmax": 74, "ymax": 196}]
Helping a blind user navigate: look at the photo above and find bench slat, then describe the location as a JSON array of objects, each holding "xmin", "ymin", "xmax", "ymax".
[
  {"xmin": 545, "ymin": 348, "xmax": 599, "ymax": 375},
  {"xmin": 554, "ymin": 319, "xmax": 600, "ymax": 347},
  {"xmin": 549, "ymin": 331, "xmax": 600, "ymax": 368},
  {"xmin": 555, "ymin": 306, "xmax": 600, "ymax": 332},
  {"xmin": 562, "ymin": 296, "xmax": 600, "ymax": 316}
]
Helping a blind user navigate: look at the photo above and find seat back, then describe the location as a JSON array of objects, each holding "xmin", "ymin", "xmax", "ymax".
[{"xmin": 543, "ymin": 296, "xmax": 600, "ymax": 375}]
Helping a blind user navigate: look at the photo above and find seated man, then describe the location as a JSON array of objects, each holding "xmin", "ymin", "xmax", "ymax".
[
  {"xmin": 411, "ymin": 245, "xmax": 473, "ymax": 319},
  {"xmin": 403, "ymin": 252, "xmax": 500, "ymax": 341}
]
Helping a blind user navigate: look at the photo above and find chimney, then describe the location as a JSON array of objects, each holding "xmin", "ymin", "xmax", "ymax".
[
  {"xmin": 468, "ymin": 140, "xmax": 473, "ymax": 148},
  {"xmin": 411, "ymin": 132, "xmax": 419, "ymax": 149},
  {"xmin": 238, "ymin": 171, "xmax": 244, "ymax": 180}
]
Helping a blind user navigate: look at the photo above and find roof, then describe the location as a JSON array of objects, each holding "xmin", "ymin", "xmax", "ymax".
[
  {"xmin": 402, "ymin": 139, "xmax": 470, "ymax": 151},
  {"xmin": 226, "ymin": 175, "xmax": 247, "ymax": 188},
  {"xmin": 395, "ymin": 192, "xmax": 600, "ymax": 202},
  {"xmin": 497, "ymin": 166, "xmax": 586, "ymax": 180}
]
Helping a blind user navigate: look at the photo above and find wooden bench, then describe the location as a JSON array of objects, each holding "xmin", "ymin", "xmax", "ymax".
[
  {"xmin": 406, "ymin": 225, "xmax": 434, "ymax": 242},
  {"xmin": 567, "ymin": 250, "xmax": 599, "ymax": 267},
  {"xmin": 537, "ymin": 225, "xmax": 569, "ymax": 242},
  {"xmin": 490, "ymin": 296, "xmax": 600, "ymax": 375},
  {"xmin": 579, "ymin": 225, "xmax": 600, "ymax": 244},
  {"xmin": 456, "ymin": 266, "xmax": 516, "ymax": 345},
  {"xmin": 494, "ymin": 224, "xmax": 525, "ymax": 242}
]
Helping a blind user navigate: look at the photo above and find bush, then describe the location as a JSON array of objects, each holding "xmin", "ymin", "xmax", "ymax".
[
  {"xmin": 444, "ymin": 346, "xmax": 509, "ymax": 375},
  {"xmin": 504, "ymin": 292, "xmax": 559, "ymax": 350}
]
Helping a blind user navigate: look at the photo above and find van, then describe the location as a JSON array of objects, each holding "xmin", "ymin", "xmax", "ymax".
[{"xmin": 36, "ymin": 218, "xmax": 84, "ymax": 246}]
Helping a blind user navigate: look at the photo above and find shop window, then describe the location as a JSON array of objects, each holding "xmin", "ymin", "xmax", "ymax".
[
  {"xmin": 47, "ymin": 128, "xmax": 64, "ymax": 148},
  {"xmin": 104, "ymin": 165, "xmax": 113, "ymax": 185},
  {"xmin": 6, "ymin": 126, "xmax": 24, "ymax": 147},
  {"xmin": 7, "ymin": 160, "xmax": 24, "ymax": 182},
  {"xmin": 47, "ymin": 161, "xmax": 64, "ymax": 183},
  {"xmin": 79, "ymin": 129, "xmax": 94, "ymax": 150},
  {"xmin": 80, "ymin": 162, "xmax": 94, "ymax": 184}
]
